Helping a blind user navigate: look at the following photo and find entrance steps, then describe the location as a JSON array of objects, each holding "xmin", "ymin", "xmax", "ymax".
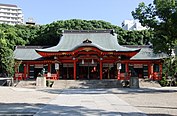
[
  {"xmin": 14, "ymin": 79, "xmax": 162, "ymax": 89},
  {"xmin": 52, "ymin": 79, "xmax": 123, "ymax": 89},
  {"xmin": 15, "ymin": 80, "xmax": 36, "ymax": 89},
  {"xmin": 139, "ymin": 79, "xmax": 161, "ymax": 88}
]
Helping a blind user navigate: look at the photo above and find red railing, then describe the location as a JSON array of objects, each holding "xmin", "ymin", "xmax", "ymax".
[
  {"xmin": 153, "ymin": 72, "xmax": 162, "ymax": 81},
  {"xmin": 44, "ymin": 74, "xmax": 58, "ymax": 80},
  {"xmin": 119, "ymin": 73, "xmax": 130, "ymax": 80},
  {"xmin": 14, "ymin": 73, "xmax": 23, "ymax": 80}
]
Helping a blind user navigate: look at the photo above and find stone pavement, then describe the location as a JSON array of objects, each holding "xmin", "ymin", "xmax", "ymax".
[
  {"xmin": 0, "ymin": 87, "xmax": 57, "ymax": 116},
  {"xmin": 34, "ymin": 89, "xmax": 146, "ymax": 116}
]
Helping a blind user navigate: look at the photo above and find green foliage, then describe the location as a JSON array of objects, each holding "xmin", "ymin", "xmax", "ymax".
[
  {"xmin": 0, "ymin": 24, "xmax": 35, "ymax": 76},
  {"xmin": 46, "ymin": 80, "xmax": 54, "ymax": 87},
  {"xmin": 14, "ymin": 24, "xmax": 40, "ymax": 45},
  {"xmin": 120, "ymin": 30, "xmax": 154, "ymax": 45},
  {"xmin": 132, "ymin": 0, "xmax": 177, "ymax": 85},
  {"xmin": 0, "ymin": 35, "xmax": 14, "ymax": 76},
  {"xmin": 31, "ymin": 19, "xmax": 123, "ymax": 45},
  {"xmin": 132, "ymin": 0, "xmax": 177, "ymax": 55},
  {"xmin": 159, "ymin": 76, "xmax": 167, "ymax": 86},
  {"xmin": 159, "ymin": 57, "xmax": 177, "ymax": 87},
  {"xmin": 30, "ymin": 19, "xmax": 153, "ymax": 46}
]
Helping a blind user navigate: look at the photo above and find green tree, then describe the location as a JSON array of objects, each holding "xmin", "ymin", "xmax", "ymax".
[
  {"xmin": 15, "ymin": 24, "xmax": 40, "ymax": 45},
  {"xmin": 132, "ymin": 0, "xmax": 177, "ymax": 85},
  {"xmin": 0, "ymin": 24, "xmax": 34, "ymax": 76},
  {"xmin": 132, "ymin": 0, "xmax": 177, "ymax": 55},
  {"xmin": 121, "ymin": 30, "xmax": 154, "ymax": 45},
  {"xmin": 160, "ymin": 57, "xmax": 177, "ymax": 86},
  {"xmin": 0, "ymin": 30, "xmax": 14, "ymax": 76},
  {"xmin": 30, "ymin": 19, "xmax": 153, "ymax": 46}
]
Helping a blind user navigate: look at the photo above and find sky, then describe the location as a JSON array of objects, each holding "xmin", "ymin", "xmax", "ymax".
[{"xmin": 0, "ymin": 0, "xmax": 153, "ymax": 26}]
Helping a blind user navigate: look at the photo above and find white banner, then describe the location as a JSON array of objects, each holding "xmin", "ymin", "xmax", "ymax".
[{"xmin": 55, "ymin": 63, "xmax": 59, "ymax": 69}]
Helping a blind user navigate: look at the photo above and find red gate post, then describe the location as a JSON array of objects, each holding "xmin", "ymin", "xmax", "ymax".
[
  {"xmin": 74, "ymin": 61, "xmax": 77, "ymax": 80},
  {"xmin": 100, "ymin": 61, "xmax": 103, "ymax": 80}
]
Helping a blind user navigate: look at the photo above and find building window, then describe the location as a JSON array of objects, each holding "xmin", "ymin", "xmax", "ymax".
[
  {"xmin": 19, "ymin": 64, "xmax": 24, "ymax": 73},
  {"xmin": 51, "ymin": 64, "xmax": 56, "ymax": 73},
  {"xmin": 120, "ymin": 64, "xmax": 125, "ymax": 73},
  {"xmin": 153, "ymin": 64, "xmax": 159, "ymax": 72}
]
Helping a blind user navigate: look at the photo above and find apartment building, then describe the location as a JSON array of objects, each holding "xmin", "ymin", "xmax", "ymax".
[
  {"xmin": 0, "ymin": 3, "xmax": 24, "ymax": 25},
  {"xmin": 122, "ymin": 20, "xmax": 147, "ymax": 31}
]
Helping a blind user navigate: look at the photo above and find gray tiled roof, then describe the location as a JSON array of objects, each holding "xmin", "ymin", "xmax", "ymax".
[
  {"xmin": 130, "ymin": 47, "xmax": 168, "ymax": 60},
  {"xmin": 14, "ymin": 45, "xmax": 168, "ymax": 61},
  {"xmin": 14, "ymin": 46, "xmax": 44, "ymax": 60},
  {"xmin": 13, "ymin": 30, "xmax": 168, "ymax": 61},
  {"xmin": 36, "ymin": 30, "xmax": 139, "ymax": 52}
]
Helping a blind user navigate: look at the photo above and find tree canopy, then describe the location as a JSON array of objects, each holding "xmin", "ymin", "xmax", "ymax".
[
  {"xmin": 30, "ymin": 19, "xmax": 153, "ymax": 46},
  {"xmin": 132, "ymin": 0, "xmax": 177, "ymax": 55}
]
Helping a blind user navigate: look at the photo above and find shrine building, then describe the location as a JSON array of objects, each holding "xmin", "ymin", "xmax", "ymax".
[{"xmin": 14, "ymin": 30, "xmax": 166, "ymax": 81}]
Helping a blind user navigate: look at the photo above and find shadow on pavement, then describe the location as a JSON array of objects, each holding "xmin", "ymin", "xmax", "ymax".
[
  {"xmin": 38, "ymin": 87, "xmax": 177, "ymax": 95},
  {"xmin": 34, "ymin": 103, "xmax": 145, "ymax": 116},
  {"xmin": 0, "ymin": 101, "xmax": 174, "ymax": 116},
  {"xmin": 0, "ymin": 102, "xmax": 145, "ymax": 116},
  {"xmin": 0, "ymin": 102, "xmax": 44, "ymax": 115}
]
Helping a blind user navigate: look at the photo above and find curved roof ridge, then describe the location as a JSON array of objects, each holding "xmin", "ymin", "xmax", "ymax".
[
  {"xmin": 69, "ymin": 42, "xmax": 114, "ymax": 51},
  {"xmin": 63, "ymin": 29, "xmax": 115, "ymax": 34}
]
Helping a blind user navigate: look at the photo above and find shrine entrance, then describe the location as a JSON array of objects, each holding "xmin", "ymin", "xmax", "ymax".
[
  {"xmin": 60, "ymin": 63, "xmax": 74, "ymax": 80},
  {"xmin": 102, "ymin": 63, "xmax": 116, "ymax": 79},
  {"xmin": 77, "ymin": 59, "xmax": 99, "ymax": 80}
]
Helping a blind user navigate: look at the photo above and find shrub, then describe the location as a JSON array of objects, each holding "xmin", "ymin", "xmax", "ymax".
[
  {"xmin": 46, "ymin": 80, "xmax": 54, "ymax": 87},
  {"xmin": 159, "ymin": 76, "xmax": 167, "ymax": 87}
]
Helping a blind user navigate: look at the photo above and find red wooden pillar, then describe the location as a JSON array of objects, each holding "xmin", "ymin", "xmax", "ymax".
[
  {"xmin": 74, "ymin": 61, "xmax": 77, "ymax": 80},
  {"xmin": 27, "ymin": 63, "xmax": 30, "ymax": 79},
  {"xmin": 148, "ymin": 63, "xmax": 151, "ymax": 79},
  {"xmin": 48, "ymin": 63, "xmax": 51, "ymax": 72},
  {"xmin": 159, "ymin": 63, "xmax": 163, "ymax": 80},
  {"xmin": 14, "ymin": 66, "xmax": 16, "ymax": 80},
  {"xmin": 57, "ymin": 69, "xmax": 60, "ymax": 80},
  {"xmin": 148, "ymin": 63, "xmax": 153, "ymax": 80},
  {"xmin": 100, "ymin": 61, "xmax": 102, "ymax": 80},
  {"xmin": 151, "ymin": 64, "xmax": 154, "ymax": 80},
  {"xmin": 125, "ymin": 63, "xmax": 129, "ymax": 80},
  {"xmin": 24, "ymin": 63, "xmax": 27, "ymax": 80}
]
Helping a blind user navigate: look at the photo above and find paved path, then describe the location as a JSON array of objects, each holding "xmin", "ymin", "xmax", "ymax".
[{"xmin": 35, "ymin": 89, "xmax": 146, "ymax": 116}]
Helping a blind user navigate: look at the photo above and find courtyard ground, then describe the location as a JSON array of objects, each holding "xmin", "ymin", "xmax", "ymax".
[
  {"xmin": 115, "ymin": 87, "xmax": 177, "ymax": 116},
  {"xmin": 0, "ymin": 86, "xmax": 176, "ymax": 115},
  {"xmin": 0, "ymin": 87, "xmax": 58, "ymax": 115}
]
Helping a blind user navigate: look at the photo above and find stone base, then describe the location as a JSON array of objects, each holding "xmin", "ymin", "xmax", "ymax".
[
  {"xmin": 36, "ymin": 77, "xmax": 46, "ymax": 88},
  {"xmin": 130, "ymin": 77, "xmax": 139, "ymax": 88}
]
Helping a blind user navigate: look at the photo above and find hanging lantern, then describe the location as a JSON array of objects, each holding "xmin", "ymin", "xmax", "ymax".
[
  {"xmin": 82, "ymin": 59, "xmax": 84, "ymax": 64},
  {"xmin": 91, "ymin": 59, "xmax": 94, "ymax": 64}
]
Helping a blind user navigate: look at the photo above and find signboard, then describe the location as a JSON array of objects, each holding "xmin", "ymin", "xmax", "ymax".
[
  {"xmin": 117, "ymin": 63, "xmax": 121, "ymax": 69},
  {"xmin": 103, "ymin": 63, "xmax": 113, "ymax": 67},
  {"xmin": 55, "ymin": 63, "xmax": 59, "ymax": 70},
  {"xmin": 63, "ymin": 63, "xmax": 74, "ymax": 67},
  {"xmin": 79, "ymin": 62, "xmax": 97, "ymax": 66},
  {"xmin": 35, "ymin": 64, "xmax": 43, "ymax": 68},
  {"xmin": 134, "ymin": 64, "xmax": 143, "ymax": 68}
]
